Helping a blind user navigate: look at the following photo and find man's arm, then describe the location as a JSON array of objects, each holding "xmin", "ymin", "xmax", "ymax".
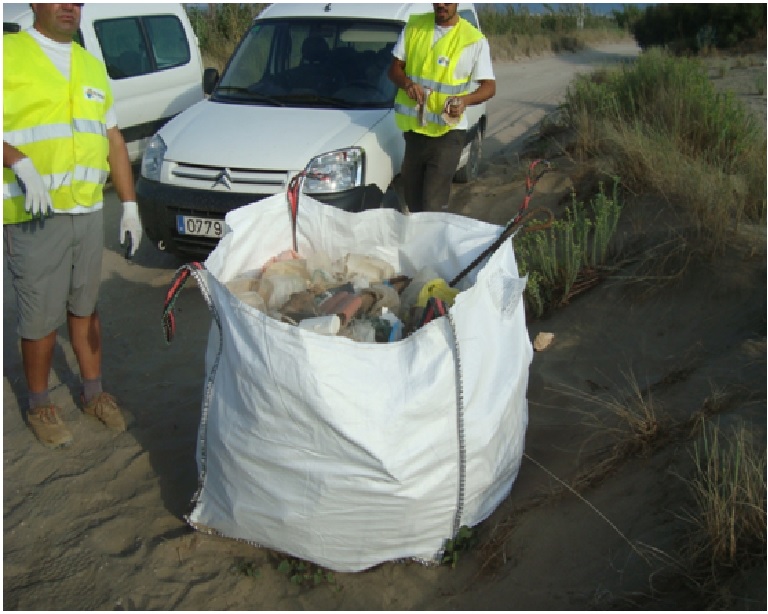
[
  {"xmin": 461, "ymin": 79, "xmax": 496, "ymax": 107},
  {"xmin": 107, "ymin": 126, "xmax": 143, "ymax": 257},
  {"xmin": 446, "ymin": 79, "xmax": 495, "ymax": 120},
  {"xmin": 388, "ymin": 58, "xmax": 425, "ymax": 105},
  {"xmin": 3, "ymin": 141, "xmax": 25, "ymax": 168},
  {"xmin": 106, "ymin": 126, "xmax": 136, "ymax": 203},
  {"xmin": 387, "ymin": 57, "xmax": 411, "ymax": 91}
]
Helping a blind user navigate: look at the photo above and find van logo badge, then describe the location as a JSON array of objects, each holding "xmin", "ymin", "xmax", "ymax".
[{"xmin": 212, "ymin": 169, "xmax": 232, "ymax": 190}]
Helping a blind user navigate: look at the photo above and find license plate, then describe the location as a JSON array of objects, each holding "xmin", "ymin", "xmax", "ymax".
[{"xmin": 176, "ymin": 215, "xmax": 224, "ymax": 238}]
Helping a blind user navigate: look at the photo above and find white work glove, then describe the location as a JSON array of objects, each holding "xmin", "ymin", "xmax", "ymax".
[
  {"xmin": 11, "ymin": 157, "xmax": 53, "ymax": 219},
  {"xmin": 119, "ymin": 201, "xmax": 142, "ymax": 259}
]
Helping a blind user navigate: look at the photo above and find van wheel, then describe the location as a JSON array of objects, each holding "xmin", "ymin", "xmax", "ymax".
[{"xmin": 454, "ymin": 130, "xmax": 482, "ymax": 184}]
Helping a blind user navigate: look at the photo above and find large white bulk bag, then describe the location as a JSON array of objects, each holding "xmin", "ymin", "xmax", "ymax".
[{"xmin": 173, "ymin": 193, "xmax": 532, "ymax": 572}]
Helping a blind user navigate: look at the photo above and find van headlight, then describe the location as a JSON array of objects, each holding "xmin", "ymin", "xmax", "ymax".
[
  {"xmin": 303, "ymin": 147, "xmax": 364, "ymax": 194},
  {"xmin": 141, "ymin": 135, "xmax": 167, "ymax": 181}
]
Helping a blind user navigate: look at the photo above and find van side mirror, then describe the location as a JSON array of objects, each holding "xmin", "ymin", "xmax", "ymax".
[{"xmin": 203, "ymin": 68, "xmax": 219, "ymax": 95}]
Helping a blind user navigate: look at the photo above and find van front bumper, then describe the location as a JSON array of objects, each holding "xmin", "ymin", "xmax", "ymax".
[{"xmin": 136, "ymin": 178, "xmax": 385, "ymax": 258}]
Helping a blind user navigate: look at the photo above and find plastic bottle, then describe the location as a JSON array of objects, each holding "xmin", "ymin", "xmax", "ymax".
[{"xmin": 380, "ymin": 308, "xmax": 403, "ymax": 342}]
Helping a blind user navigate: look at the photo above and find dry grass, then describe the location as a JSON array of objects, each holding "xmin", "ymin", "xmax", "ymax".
[
  {"xmin": 683, "ymin": 422, "xmax": 767, "ymax": 569},
  {"xmin": 487, "ymin": 29, "xmax": 630, "ymax": 63},
  {"xmin": 505, "ymin": 369, "xmax": 767, "ymax": 605},
  {"xmin": 559, "ymin": 369, "xmax": 664, "ymax": 456}
]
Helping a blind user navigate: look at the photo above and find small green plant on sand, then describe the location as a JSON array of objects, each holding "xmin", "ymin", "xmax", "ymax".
[
  {"xmin": 441, "ymin": 525, "xmax": 478, "ymax": 568},
  {"xmin": 230, "ymin": 558, "xmax": 260, "ymax": 577},
  {"xmin": 276, "ymin": 556, "xmax": 336, "ymax": 588}
]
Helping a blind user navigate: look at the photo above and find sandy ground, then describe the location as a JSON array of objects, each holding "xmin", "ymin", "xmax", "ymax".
[{"xmin": 3, "ymin": 46, "xmax": 765, "ymax": 610}]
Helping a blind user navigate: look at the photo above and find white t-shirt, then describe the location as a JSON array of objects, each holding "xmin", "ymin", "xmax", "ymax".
[{"xmin": 392, "ymin": 21, "xmax": 495, "ymax": 130}]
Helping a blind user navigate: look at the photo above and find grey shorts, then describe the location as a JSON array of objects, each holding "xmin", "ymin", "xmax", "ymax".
[{"xmin": 4, "ymin": 211, "xmax": 104, "ymax": 340}]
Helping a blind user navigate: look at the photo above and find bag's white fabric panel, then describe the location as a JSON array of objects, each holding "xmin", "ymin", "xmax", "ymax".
[{"xmin": 187, "ymin": 194, "xmax": 532, "ymax": 572}]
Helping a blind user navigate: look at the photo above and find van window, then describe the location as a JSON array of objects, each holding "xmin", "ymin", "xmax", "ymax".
[
  {"xmin": 214, "ymin": 18, "xmax": 400, "ymax": 108},
  {"xmin": 94, "ymin": 15, "xmax": 191, "ymax": 80}
]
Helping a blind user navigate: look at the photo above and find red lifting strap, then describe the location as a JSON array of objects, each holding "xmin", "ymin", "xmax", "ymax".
[
  {"xmin": 449, "ymin": 159, "xmax": 551, "ymax": 288},
  {"xmin": 162, "ymin": 262, "xmax": 205, "ymax": 344}
]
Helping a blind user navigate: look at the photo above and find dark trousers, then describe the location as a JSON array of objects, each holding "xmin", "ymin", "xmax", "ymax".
[{"xmin": 401, "ymin": 130, "xmax": 465, "ymax": 213}]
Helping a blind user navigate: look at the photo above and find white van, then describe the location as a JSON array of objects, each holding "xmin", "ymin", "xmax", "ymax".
[
  {"xmin": 135, "ymin": 3, "xmax": 488, "ymax": 258},
  {"xmin": 2, "ymin": 3, "xmax": 204, "ymax": 164}
]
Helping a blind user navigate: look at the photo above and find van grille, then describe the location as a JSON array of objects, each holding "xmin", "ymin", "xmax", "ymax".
[{"xmin": 170, "ymin": 162, "xmax": 290, "ymax": 194}]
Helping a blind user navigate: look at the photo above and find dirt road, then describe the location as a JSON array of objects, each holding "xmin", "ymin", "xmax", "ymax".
[{"xmin": 485, "ymin": 42, "xmax": 641, "ymax": 159}]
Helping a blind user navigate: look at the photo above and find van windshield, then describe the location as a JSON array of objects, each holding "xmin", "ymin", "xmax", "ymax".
[{"xmin": 212, "ymin": 18, "xmax": 400, "ymax": 109}]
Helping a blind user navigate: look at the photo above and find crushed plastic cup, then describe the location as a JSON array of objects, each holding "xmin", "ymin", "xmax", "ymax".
[
  {"xmin": 259, "ymin": 274, "xmax": 308, "ymax": 310},
  {"xmin": 236, "ymin": 291, "xmax": 266, "ymax": 312},
  {"xmin": 298, "ymin": 314, "xmax": 341, "ymax": 335},
  {"xmin": 344, "ymin": 254, "xmax": 395, "ymax": 284},
  {"xmin": 343, "ymin": 319, "xmax": 376, "ymax": 343}
]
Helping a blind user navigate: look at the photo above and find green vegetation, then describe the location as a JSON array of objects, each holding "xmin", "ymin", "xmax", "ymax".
[
  {"xmin": 184, "ymin": 4, "xmax": 765, "ymax": 69},
  {"xmin": 184, "ymin": 3, "xmax": 632, "ymax": 70},
  {"xmin": 686, "ymin": 422, "xmax": 767, "ymax": 569},
  {"xmin": 508, "ymin": 34, "xmax": 765, "ymax": 604},
  {"xmin": 477, "ymin": 4, "xmax": 629, "ymax": 60},
  {"xmin": 530, "ymin": 373, "xmax": 766, "ymax": 606},
  {"xmin": 515, "ymin": 180, "xmax": 622, "ymax": 319},
  {"xmin": 185, "ymin": 3, "xmax": 266, "ymax": 70},
  {"xmin": 230, "ymin": 558, "xmax": 260, "ymax": 577},
  {"xmin": 514, "ymin": 45, "xmax": 764, "ymax": 319},
  {"xmin": 631, "ymin": 4, "xmax": 767, "ymax": 53},
  {"xmin": 441, "ymin": 525, "xmax": 478, "ymax": 568},
  {"xmin": 562, "ymin": 48, "xmax": 765, "ymax": 253},
  {"xmin": 276, "ymin": 556, "xmax": 337, "ymax": 588}
]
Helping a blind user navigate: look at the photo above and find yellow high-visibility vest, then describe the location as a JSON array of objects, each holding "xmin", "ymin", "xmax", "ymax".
[
  {"xmin": 394, "ymin": 13, "xmax": 484, "ymax": 136},
  {"xmin": 3, "ymin": 31, "xmax": 112, "ymax": 224}
]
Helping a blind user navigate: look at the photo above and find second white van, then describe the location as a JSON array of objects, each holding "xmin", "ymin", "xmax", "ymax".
[{"xmin": 2, "ymin": 3, "xmax": 205, "ymax": 164}]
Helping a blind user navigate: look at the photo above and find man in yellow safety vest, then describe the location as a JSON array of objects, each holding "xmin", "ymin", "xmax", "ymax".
[
  {"xmin": 388, "ymin": 3, "xmax": 495, "ymax": 213},
  {"xmin": 3, "ymin": 3, "xmax": 142, "ymax": 448}
]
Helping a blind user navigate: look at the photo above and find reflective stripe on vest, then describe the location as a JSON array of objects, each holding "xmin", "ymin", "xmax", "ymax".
[
  {"xmin": 394, "ymin": 13, "xmax": 484, "ymax": 137},
  {"xmin": 3, "ymin": 32, "xmax": 111, "ymax": 224}
]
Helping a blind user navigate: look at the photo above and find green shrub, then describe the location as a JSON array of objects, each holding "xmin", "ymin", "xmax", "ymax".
[
  {"xmin": 515, "ymin": 180, "xmax": 622, "ymax": 318},
  {"xmin": 632, "ymin": 4, "xmax": 767, "ymax": 52},
  {"xmin": 562, "ymin": 48, "xmax": 766, "ymax": 249}
]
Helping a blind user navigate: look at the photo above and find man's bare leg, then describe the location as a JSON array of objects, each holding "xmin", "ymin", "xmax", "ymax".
[
  {"xmin": 21, "ymin": 331, "xmax": 57, "ymax": 398},
  {"xmin": 67, "ymin": 310, "xmax": 102, "ymax": 384},
  {"xmin": 68, "ymin": 310, "xmax": 126, "ymax": 431}
]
